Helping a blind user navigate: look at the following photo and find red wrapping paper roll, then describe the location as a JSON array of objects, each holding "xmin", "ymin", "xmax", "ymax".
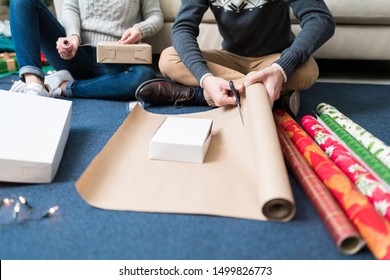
[
  {"xmin": 276, "ymin": 125, "xmax": 365, "ymax": 255},
  {"xmin": 301, "ymin": 115, "xmax": 390, "ymax": 222},
  {"xmin": 274, "ymin": 110, "xmax": 390, "ymax": 260}
]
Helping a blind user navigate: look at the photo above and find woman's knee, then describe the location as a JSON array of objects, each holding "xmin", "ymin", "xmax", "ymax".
[
  {"xmin": 10, "ymin": 0, "xmax": 39, "ymax": 10},
  {"xmin": 10, "ymin": 0, "xmax": 23, "ymax": 9}
]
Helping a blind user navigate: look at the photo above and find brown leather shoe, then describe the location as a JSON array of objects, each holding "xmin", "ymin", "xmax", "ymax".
[{"xmin": 135, "ymin": 78, "xmax": 195, "ymax": 106}]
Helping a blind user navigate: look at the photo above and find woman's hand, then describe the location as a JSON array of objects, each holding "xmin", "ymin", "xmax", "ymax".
[
  {"xmin": 56, "ymin": 35, "xmax": 80, "ymax": 60},
  {"xmin": 118, "ymin": 26, "xmax": 142, "ymax": 44}
]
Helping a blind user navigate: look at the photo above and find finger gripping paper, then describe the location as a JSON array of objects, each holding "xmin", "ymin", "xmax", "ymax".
[{"xmin": 76, "ymin": 83, "xmax": 295, "ymax": 222}]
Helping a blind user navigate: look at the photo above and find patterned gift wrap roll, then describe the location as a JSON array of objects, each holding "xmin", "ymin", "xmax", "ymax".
[
  {"xmin": 274, "ymin": 109, "xmax": 390, "ymax": 260},
  {"xmin": 301, "ymin": 115, "xmax": 390, "ymax": 222},
  {"xmin": 276, "ymin": 125, "xmax": 365, "ymax": 255},
  {"xmin": 317, "ymin": 103, "xmax": 390, "ymax": 170},
  {"xmin": 319, "ymin": 113, "xmax": 390, "ymax": 186}
]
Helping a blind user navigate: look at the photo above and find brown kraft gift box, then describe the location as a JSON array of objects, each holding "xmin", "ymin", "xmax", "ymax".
[{"xmin": 96, "ymin": 42, "xmax": 152, "ymax": 64}]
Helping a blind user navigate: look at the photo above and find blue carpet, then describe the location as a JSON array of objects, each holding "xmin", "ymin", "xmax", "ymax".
[{"xmin": 0, "ymin": 76, "xmax": 388, "ymax": 260}]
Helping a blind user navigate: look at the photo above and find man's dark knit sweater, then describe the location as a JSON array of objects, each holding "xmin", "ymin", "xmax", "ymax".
[{"xmin": 172, "ymin": 0, "xmax": 335, "ymax": 83}]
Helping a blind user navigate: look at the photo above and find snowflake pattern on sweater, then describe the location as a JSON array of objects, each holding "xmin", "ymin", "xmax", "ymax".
[{"xmin": 210, "ymin": 0, "xmax": 273, "ymax": 13}]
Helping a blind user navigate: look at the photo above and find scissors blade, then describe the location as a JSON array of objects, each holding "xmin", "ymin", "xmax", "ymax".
[
  {"xmin": 236, "ymin": 102, "xmax": 244, "ymax": 125},
  {"xmin": 229, "ymin": 81, "xmax": 244, "ymax": 125}
]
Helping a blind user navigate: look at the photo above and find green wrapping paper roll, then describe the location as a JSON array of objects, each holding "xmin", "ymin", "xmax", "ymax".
[
  {"xmin": 319, "ymin": 114, "xmax": 390, "ymax": 186},
  {"xmin": 317, "ymin": 103, "xmax": 390, "ymax": 169}
]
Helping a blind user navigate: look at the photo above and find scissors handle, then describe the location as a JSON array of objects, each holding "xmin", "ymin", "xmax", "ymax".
[{"xmin": 229, "ymin": 80, "xmax": 244, "ymax": 125}]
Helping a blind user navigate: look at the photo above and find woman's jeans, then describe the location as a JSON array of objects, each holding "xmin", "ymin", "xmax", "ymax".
[{"xmin": 9, "ymin": 0, "xmax": 155, "ymax": 100}]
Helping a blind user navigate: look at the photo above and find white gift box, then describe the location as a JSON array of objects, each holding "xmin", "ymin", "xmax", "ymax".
[
  {"xmin": 0, "ymin": 91, "xmax": 72, "ymax": 183},
  {"xmin": 149, "ymin": 117, "xmax": 213, "ymax": 163}
]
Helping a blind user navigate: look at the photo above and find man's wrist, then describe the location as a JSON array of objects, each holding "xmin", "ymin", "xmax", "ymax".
[
  {"xmin": 271, "ymin": 63, "xmax": 287, "ymax": 83},
  {"xmin": 200, "ymin": 73, "xmax": 214, "ymax": 88}
]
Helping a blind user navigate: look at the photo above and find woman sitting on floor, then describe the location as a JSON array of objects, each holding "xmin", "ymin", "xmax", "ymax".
[{"xmin": 9, "ymin": 0, "xmax": 163, "ymax": 100}]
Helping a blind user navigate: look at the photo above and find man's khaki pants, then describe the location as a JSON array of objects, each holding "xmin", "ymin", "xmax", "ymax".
[{"xmin": 159, "ymin": 46, "xmax": 318, "ymax": 107}]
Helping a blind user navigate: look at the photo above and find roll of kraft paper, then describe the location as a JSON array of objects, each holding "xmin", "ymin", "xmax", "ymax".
[
  {"xmin": 319, "ymin": 113, "xmax": 390, "ymax": 186},
  {"xmin": 76, "ymin": 82, "xmax": 295, "ymax": 223},
  {"xmin": 274, "ymin": 109, "xmax": 390, "ymax": 260},
  {"xmin": 276, "ymin": 124, "xmax": 365, "ymax": 255},
  {"xmin": 317, "ymin": 103, "xmax": 390, "ymax": 170},
  {"xmin": 302, "ymin": 115, "xmax": 390, "ymax": 222}
]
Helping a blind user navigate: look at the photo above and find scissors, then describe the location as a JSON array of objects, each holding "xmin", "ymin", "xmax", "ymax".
[{"xmin": 228, "ymin": 80, "xmax": 244, "ymax": 125}]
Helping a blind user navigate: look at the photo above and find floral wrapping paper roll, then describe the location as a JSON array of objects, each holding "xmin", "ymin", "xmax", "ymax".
[
  {"xmin": 317, "ymin": 103, "xmax": 390, "ymax": 170},
  {"xmin": 319, "ymin": 113, "xmax": 390, "ymax": 186},
  {"xmin": 276, "ymin": 125, "xmax": 365, "ymax": 255},
  {"xmin": 274, "ymin": 109, "xmax": 390, "ymax": 260},
  {"xmin": 301, "ymin": 115, "xmax": 390, "ymax": 222}
]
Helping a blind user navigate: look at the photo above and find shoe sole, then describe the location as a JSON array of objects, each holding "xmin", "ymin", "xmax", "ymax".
[
  {"xmin": 278, "ymin": 90, "xmax": 300, "ymax": 118},
  {"xmin": 288, "ymin": 90, "xmax": 300, "ymax": 117}
]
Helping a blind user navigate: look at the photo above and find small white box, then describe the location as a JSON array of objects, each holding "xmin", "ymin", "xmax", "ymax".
[
  {"xmin": 150, "ymin": 117, "xmax": 213, "ymax": 163},
  {"xmin": 96, "ymin": 42, "xmax": 152, "ymax": 64},
  {"xmin": 0, "ymin": 91, "xmax": 72, "ymax": 183}
]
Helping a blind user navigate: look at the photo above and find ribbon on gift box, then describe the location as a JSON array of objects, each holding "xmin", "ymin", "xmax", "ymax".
[
  {"xmin": 301, "ymin": 115, "xmax": 390, "ymax": 222},
  {"xmin": 317, "ymin": 103, "xmax": 390, "ymax": 170},
  {"xmin": 274, "ymin": 109, "xmax": 390, "ymax": 260},
  {"xmin": 0, "ymin": 52, "xmax": 18, "ymax": 74},
  {"xmin": 276, "ymin": 124, "xmax": 365, "ymax": 255}
]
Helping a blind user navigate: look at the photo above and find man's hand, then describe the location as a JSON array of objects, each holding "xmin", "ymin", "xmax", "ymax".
[
  {"xmin": 118, "ymin": 26, "xmax": 142, "ymax": 44},
  {"xmin": 244, "ymin": 64, "xmax": 284, "ymax": 106},
  {"xmin": 203, "ymin": 76, "xmax": 244, "ymax": 107}
]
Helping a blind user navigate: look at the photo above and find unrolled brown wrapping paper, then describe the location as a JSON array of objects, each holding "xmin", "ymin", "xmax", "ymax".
[{"xmin": 76, "ymin": 83, "xmax": 295, "ymax": 221}]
